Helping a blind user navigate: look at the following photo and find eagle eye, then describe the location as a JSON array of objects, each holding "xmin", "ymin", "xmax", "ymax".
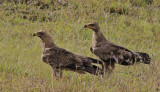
[
  {"xmin": 90, "ymin": 24, "xmax": 95, "ymax": 27},
  {"xmin": 39, "ymin": 32, "xmax": 44, "ymax": 35}
]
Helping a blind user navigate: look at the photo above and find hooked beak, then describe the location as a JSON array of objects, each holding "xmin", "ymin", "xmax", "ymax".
[
  {"xmin": 33, "ymin": 33, "xmax": 36, "ymax": 36},
  {"xmin": 84, "ymin": 25, "xmax": 88, "ymax": 28},
  {"xmin": 33, "ymin": 32, "xmax": 40, "ymax": 37}
]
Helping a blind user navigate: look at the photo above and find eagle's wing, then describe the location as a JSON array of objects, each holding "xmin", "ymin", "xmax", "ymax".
[
  {"xmin": 92, "ymin": 42, "xmax": 137, "ymax": 65},
  {"xmin": 43, "ymin": 47, "xmax": 103, "ymax": 75},
  {"xmin": 42, "ymin": 46, "xmax": 83, "ymax": 68}
]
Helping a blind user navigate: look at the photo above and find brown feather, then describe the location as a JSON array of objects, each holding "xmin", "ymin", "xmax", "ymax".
[
  {"xmin": 85, "ymin": 22, "xmax": 151, "ymax": 74},
  {"xmin": 34, "ymin": 30, "xmax": 103, "ymax": 78}
]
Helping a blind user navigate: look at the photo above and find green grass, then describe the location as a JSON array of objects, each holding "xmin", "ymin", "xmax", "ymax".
[{"xmin": 0, "ymin": 0, "xmax": 160, "ymax": 91}]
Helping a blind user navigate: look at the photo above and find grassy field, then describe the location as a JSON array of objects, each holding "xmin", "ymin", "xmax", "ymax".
[{"xmin": 0, "ymin": 0, "xmax": 160, "ymax": 91}]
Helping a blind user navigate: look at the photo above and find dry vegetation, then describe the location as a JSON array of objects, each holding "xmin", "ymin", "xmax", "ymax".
[{"xmin": 0, "ymin": 0, "xmax": 160, "ymax": 91}]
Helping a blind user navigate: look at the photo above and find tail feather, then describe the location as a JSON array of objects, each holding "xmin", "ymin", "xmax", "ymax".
[
  {"xmin": 84, "ymin": 65, "xmax": 103, "ymax": 75},
  {"xmin": 87, "ymin": 57, "xmax": 103, "ymax": 65},
  {"xmin": 136, "ymin": 52, "xmax": 151, "ymax": 64},
  {"xmin": 75, "ymin": 55, "xmax": 103, "ymax": 75}
]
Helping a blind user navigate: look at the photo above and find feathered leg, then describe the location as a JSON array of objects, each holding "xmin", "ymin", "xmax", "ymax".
[
  {"xmin": 105, "ymin": 61, "xmax": 115, "ymax": 75},
  {"xmin": 102, "ymin": 62, "xmax": 106, "ymax": 76},
  {"xmin": 52, "ymin": 67, "xmax": 63, "ymax": 79}
]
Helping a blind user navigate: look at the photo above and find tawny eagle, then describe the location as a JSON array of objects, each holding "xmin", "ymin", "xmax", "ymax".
[
  {"xmin": 33, "ymin": 30, "xmax": 103, "ymax": 78},
  {"xmin": 84, "ymin": 22, "xmax": 151, "ymax": 74}
]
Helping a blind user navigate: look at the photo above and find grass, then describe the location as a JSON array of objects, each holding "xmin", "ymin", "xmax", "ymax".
[{"xmin": 0, "ymin": 0, "xmax": 160, "ymax": 91}]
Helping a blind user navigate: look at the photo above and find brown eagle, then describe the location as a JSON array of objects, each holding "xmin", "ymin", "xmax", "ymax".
[
  {"xmin": 33, "ymin": 30, "xmax": 103, "ymax": 78},
  {"xmin": 84, "ymin": 22, "xmax": 151, "ymax": 74}
]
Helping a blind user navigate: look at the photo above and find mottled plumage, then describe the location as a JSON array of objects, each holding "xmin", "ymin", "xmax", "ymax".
[
  {"xmin": 33, "ymin": 30, "xmax": 102, "ymax": 78},
  {"xmin": 84, "ymin": 22, "xmax": 151, "ymax": 74}
]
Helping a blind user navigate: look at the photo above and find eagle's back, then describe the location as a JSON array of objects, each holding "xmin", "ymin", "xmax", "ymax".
[{"xmin": 42, "ymin": 46, "xmax": 82, "ymax": 68}]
